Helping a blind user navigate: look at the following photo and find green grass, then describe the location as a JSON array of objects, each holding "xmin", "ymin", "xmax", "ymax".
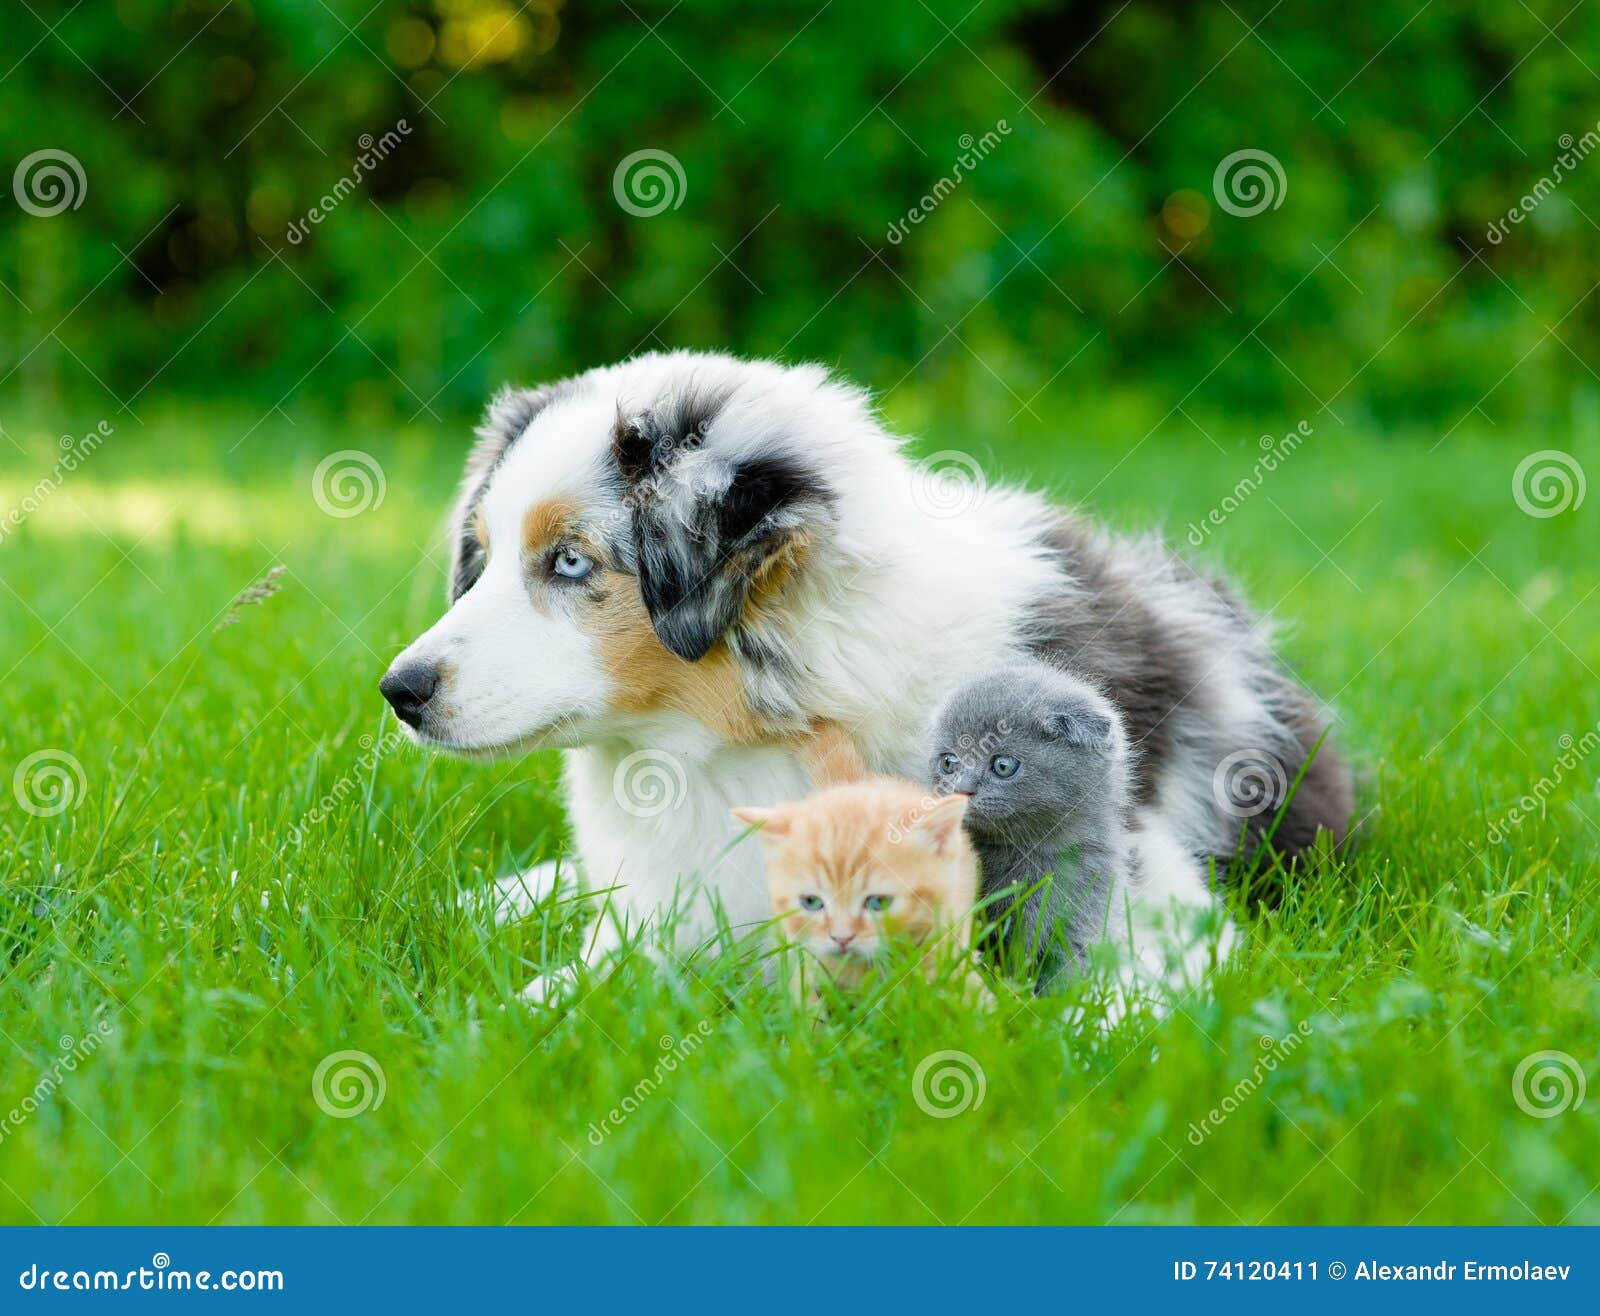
[{"xmin": 1, "ymin": 390, "xmax": 1596, "ymax": 1225}]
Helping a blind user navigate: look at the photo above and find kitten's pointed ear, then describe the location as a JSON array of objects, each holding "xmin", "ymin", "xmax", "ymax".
[
  {"xmin": 732, "ymin": 805, "xmax": 792, "ymax": 837},
  {"xmin": 908, "ymin": 793, "xmax": 970, "ymax": 856},
  {"xmin": 1050, "ymin": 708, "xmax": 1115, "ymax": 750}
]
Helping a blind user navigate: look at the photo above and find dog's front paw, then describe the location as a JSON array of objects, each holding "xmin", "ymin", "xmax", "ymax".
[
  {"xmin": 459, "ymin": 860, "xmax": 568, "ymax": 927},
  {"xmin": 517, "ymin": 966, "xmax": 582, "ymax": 1010}
]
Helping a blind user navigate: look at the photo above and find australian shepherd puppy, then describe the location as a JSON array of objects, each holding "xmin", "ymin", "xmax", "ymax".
[{"xmin": 381, "ymin": 351, "xmax": 1353, "ymax": 1003}]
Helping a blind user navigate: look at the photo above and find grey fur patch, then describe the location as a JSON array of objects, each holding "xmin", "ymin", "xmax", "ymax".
[
  {"xmin": 726, "ymin": 627, "xmax": 807, "ymax": 726},
  {"xmin": 1022, "ymin": 517, "xmax": 1192, "ymax": 807},
  {"xmin": 613, "ymin": 380, "xmax": 834, "ymax": 663},
  {"xmin": 612, "ymin": 377, "xmax": 736, "ymax": 487},
  {"xmin": 1024, "ymin": 513, "xmax": 1354, "ymax": 875}
]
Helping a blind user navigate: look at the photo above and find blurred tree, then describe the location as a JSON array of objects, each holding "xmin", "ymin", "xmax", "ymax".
[{"xmin": 0, "ymin": 0, "xmax": 1595, "ymax": 431}]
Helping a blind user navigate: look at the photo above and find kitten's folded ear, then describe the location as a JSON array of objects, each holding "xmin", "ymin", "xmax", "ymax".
[
  {"xmin": 907, "ymin": 793, "xmax": 969, "ymax": 856},
  {"xmin": 1049, "ymin": 708, "xmax": 1115, "ymax": 750},
  {"xmin": 732, "ymin": 804, "xmax": 793, "ymax": 837}
]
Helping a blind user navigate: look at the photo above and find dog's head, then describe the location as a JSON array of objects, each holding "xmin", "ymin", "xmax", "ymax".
[{"xmin": 380, "ymin": 353, "xmax": 845, "ymax": 756}]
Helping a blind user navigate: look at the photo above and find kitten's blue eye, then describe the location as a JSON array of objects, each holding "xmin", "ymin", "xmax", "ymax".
[
  {"xmin": 798, "ymin": 894, "xmax": 824, "ymax": 912},
  {"xmin": 552, "ymin": 547, "xmax": 593, "ymax": 580},
  {"xmin": 863, "ymin": 894, "xmax": 891, "ymax": 913},
  {"xmin": 991, "ymin": 755, "xmax": 1020, "ymax": 779},
  {"xmin": 937, "ymin": 753, "xmax": 960, "ymax": 775}
]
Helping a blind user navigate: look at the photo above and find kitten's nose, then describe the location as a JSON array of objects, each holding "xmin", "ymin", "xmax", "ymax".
[{"xmin": 831, "ymin": 932, "xmax": 855, "ymax": 950}]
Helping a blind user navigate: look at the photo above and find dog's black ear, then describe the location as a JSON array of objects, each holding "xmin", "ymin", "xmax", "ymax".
[
  {"xmin": 618, "ymin": 409, "xmax": 831, "ymax": 660},
  {"xmin": 448, "ymin": 383, "xmax": 567, "ymax": 602}
]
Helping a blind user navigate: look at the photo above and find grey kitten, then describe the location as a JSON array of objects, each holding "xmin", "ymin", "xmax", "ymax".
[{"xmin": 929, "ymin": 659, "xmax": 1134, "ymax": 991}]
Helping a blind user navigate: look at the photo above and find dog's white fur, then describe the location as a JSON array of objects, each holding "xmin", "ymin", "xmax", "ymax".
[{"xmin": 388, "ymin": 353, "xmax": 1284, "ymax": 1004}]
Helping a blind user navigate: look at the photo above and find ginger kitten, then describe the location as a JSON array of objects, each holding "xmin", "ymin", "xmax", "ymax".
[{"xmin": 732, "ymin": 778, "xmax": 982, "ymax": 1005}]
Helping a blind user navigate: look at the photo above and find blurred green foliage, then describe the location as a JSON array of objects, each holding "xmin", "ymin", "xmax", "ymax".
[{"xmin": 1, "ymin": 0, "xmax": 1596, "ymax": 428}]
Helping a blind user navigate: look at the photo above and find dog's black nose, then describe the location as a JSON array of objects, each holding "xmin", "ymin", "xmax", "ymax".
[{"xmin": 380, "ymin": 661, "xmax": 439, "ymax": 727}]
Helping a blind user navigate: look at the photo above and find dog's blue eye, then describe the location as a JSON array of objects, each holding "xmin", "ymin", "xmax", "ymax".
[
  {"xmin": 863, "ymin": 894, "xmax": 891, "ymax": 912},
  {"xmin": 937, "ymin": 753, "xmax": 960, "ymax": 775},
  {"xmin": 991, "ymin": 755, "xmax": 1019, "ymax": 778},
  {"xmin": 799, "ymin": 894, "xmax": 824, "ymax": 912},
  {"xmin": 553, "ymin": 547, "xmax": 593, "ymax": 580}
]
